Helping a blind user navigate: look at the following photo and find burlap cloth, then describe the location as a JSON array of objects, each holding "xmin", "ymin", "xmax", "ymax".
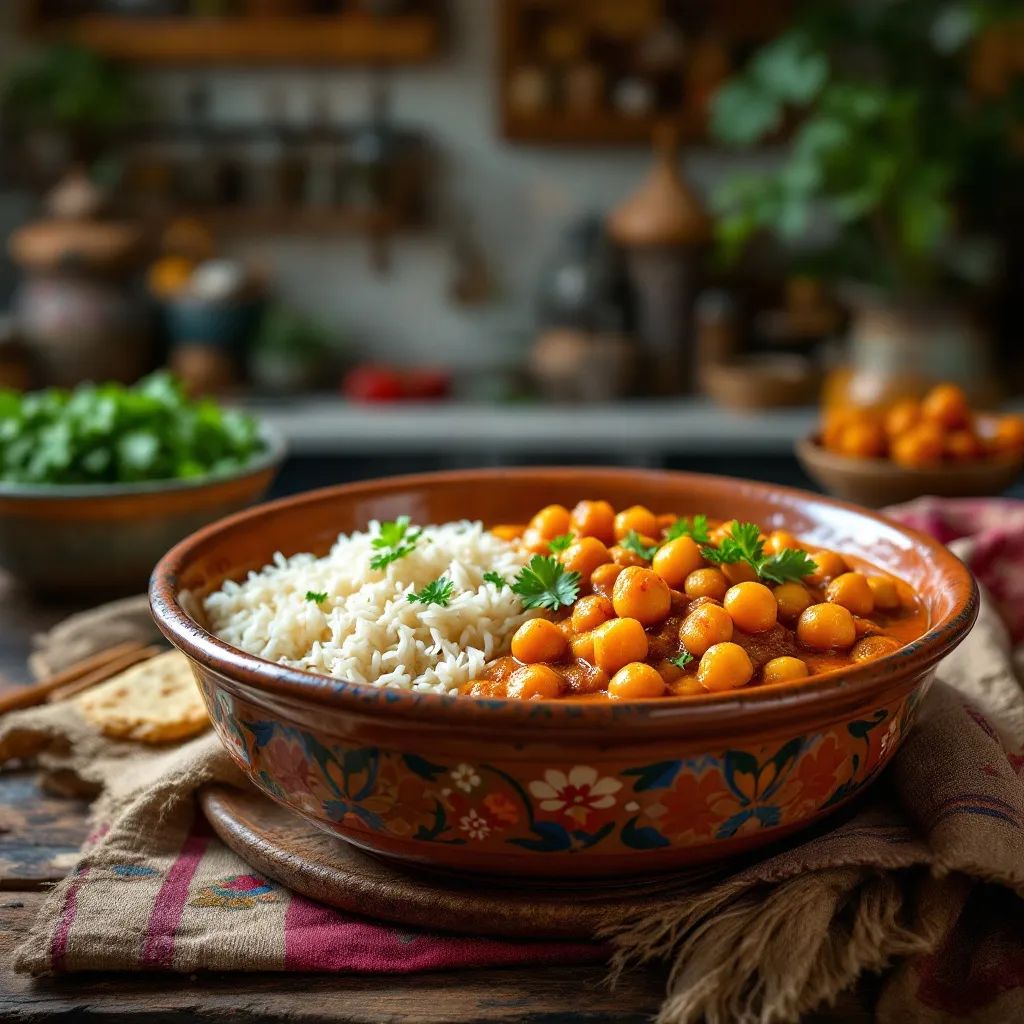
[{"xmin": 2, "ymin": 497, "xmax": 1024, "ymax": 1024}]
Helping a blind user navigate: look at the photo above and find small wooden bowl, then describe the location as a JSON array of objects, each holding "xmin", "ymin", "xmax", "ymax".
[
  {"xmin": 797, "ymin": 434, "xmax": 1024, "ymax": 508},
  {"xmin": 151, "ymin": 468, "xmax": 978, "ymax": 879}
]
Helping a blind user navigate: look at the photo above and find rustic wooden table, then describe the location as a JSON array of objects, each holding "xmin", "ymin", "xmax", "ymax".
[{"xmin": 0, "ymin": 574, "xmax": 871, "ymax": 1023}]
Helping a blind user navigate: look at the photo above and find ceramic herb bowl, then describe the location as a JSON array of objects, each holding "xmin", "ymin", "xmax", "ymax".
[
  {"xmin": 0, "ymin": 428, "xmax": 284, "ymax": 595},
  {"xmin": 151, "ymin": 468, "xmax": 978, "ymax": 879},
  {"xmin": 797, "ymin": 432, "xmax": 1024, "ymax": 509}
]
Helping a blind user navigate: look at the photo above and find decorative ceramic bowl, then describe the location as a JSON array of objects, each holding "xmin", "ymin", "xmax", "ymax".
[
  {"xmin": 150, "ymin": 468, "xmax": 978, "ymax": 879},
  {"xmin": 797, "ymin": 433, "xmax": 1024, "ymax": 508},
  {"xmin": 0, "ymin": 428, "xmax": 284, "ymax": 595}
]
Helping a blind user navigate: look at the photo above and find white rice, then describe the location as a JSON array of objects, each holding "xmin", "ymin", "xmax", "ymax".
[{"xmin": 203, "ymin": 520, "xmax": 538, "ymax": 694}]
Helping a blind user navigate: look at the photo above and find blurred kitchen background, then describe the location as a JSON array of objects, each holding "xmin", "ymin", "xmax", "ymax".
[{"xmin": 0, "ymin": 0, "xmax": 1022, "ymax": 496}]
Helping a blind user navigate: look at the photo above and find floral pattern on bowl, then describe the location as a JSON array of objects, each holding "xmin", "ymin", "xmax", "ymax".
[{"xmin": 201, "ymin": 672, "xmax": 925, "ymax": 867}]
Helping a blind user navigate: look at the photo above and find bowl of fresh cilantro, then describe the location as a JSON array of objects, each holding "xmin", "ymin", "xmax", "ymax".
[{"xmin": 0, "ymin": 373, "xmax": 284, "ymax": 594}]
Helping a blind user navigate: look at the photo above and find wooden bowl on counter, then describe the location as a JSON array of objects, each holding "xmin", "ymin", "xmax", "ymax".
[
  {"xmin": 150, "ymin": 468, "xmax": 977, "ymax": 879},
  {"xmin": 0, "ymin": 429, "xmax": 285, "ymax": 595},
  {"xmin": 797, "ymin": 434, "xmax": 1024, "ymax": 508}
]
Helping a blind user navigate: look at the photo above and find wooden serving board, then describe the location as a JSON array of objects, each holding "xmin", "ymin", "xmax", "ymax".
[{"xmin": 199, "ymin": 783, "xmax": 719, "ymax": 940}]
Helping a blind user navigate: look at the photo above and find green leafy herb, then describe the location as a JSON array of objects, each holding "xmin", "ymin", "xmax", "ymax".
[
  {"xmin": 483, "ymin": 571, "xmax": 508, "ymax": 588},
  {"xmin": 665, "ymin": 514, "xmax": 711, "ymax": 545},
  {"xmin": 407, "ymin": 576, "xmax": 455, "ymax": 607},
  {"xmin": 511, "ymin": 555, "xmax": 581, "ymax": 612},
  {"xmin": 669, "ymin": 651, "xmax": 695, "ymax": 670},
  {"xmin": 0, "ymin": 372, "xmax": 265, "ymax": 486},
  {"xmin": 305, "ymin": 591, "xmax": 327, "ymax": 604},
  {"xmin": 759, "ymin": 548, "xmax": 819, "ymax": 585},
  {"xmin": 701, "ymin": 521, "xmax": 816, "ymax": 584},
  {"xmin": 621, "ymin": 530, "xmax": 659, "ymax": 561},
  {"xmin": 547, "ymin": 532, "xmax": 574, "ymax": 554},
  {"xmin": 369, "ymin": 516, "xmax": 422, "ymax": 571}
]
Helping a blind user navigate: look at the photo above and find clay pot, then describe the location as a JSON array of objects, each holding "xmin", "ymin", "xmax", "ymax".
[{"xmin": 151, "ymin": 468, "xmax": 977, "ymax": 879}]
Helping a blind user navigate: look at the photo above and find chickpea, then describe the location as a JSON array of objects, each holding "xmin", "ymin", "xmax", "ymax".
[
  {"xmin": 680, "ymin": 603, "xmax": 733, "ymax": 657},
  {"xmin": 656, "ymin": 513, "xmax": 678, "ymax": 534},
  {"xmin": 765, "ymin": 529, "xmax": 799, "ymax": 554},
  {"xmin": 698, "ymin": 642, "xmax": 754, "ymax": 692},
  {"xmin": 885, "ymin": 399, "xmax": 921, "ymax": 439},
  {"xmin": 866, "ymin": 575, "xmax": 900, "ymax": 611},
  {"xmin": 990, "ymin": 415, "xmax": 1024, "ymax": 456},
  {"xmin": 774, "ymin": 581, "xmax": 811, "ymax": 621},
  {"xmin": 853, "ymin": 616, "xmax": 879, "ymax": 638},
  {"xmin": 851, "ymin": 635, "xmax": 902, "ymax": 663},
  {"xmin": 609, "ymin": 662, "xmax": 666, "ymax": 700},
  {"xmin": 837, "ymin": 419, "xmax": 887, "ymax": 459},
  {"xmin": 511, "ymin": 618, "xmax": 567, "ymax": 664},
  {"xmin": 508, "ymin": 664, "xmax": 563, "ymax": 699},
  {"xmin": 572, "ymin": 594, "xmax": 615, "ymax": 633},
  {"xmin": 670, "ymin": 674, "xmax": 706, "ymax": 696},
  {"xmin": 922, "ymin": 383, "xmax": 970, "ymax": 430},
  {"xmin": 561, "ymin": 537, "xmax": 611, "ymax": 581},
  {"xmin": 528, "ymin": 504, "xmax": 572, "ymax": 540},
  {"xmin": 491, "ymin": 524, "xmax": 524, "ymax": 542},
  {"xmin": 655, "ymin": 658, "xmax": 685, "ymax": 684},
  {"xmin": 614, "ymin": 505, "xmax": 658, "ymax": 541},
  {"xmin": 684, "ymin": 567, "xmax": 728, "ymax": 602},
  {"xmin": 826, "ymin": 572, "xmax": 874, "ymax": 616},
  {"xmin": 724, "ymin": 581, "xmax": 778, "ymax": 633},
  {"xmin": 612, "ymin": 566, "xmax": 672, "ymax": 625},
  {"xmin": 762, "ymin": 656, "xmax": 810, "ymax": 684},
  {"xmin": 593, "ymin": 617, "xmax": 649, "ymax": 675},
  {"xmin": 652, "ymin": 536, "xmax": 704, "ymax": 588},
  {"xmin": 945, "ymin": 429, "xmax": 984, "ymax": 463},
  {"xmin": 722, "ymin": 560, "xmax": 759, "ymax": 586},
  {"xmin": 895, "ymin": 579, "xmax": 919, "ymax": 612},
  {"xmin": 591, "ymin": 562, "xmax": 624, "ymax": 596},
  {"xmin": 570, "ymin": 500, "xmax": 616, "ymax": 544},
  {"xmin": 609, "ymin": 545, "xmax": 648, "ymax": 568},
  {"xmin": 570, "ymin": 632, "xmax": 595, "ymax": 663},
  {"xmin": 797, "ymin": 603, "xmax": 856, "ymax": 651},
  {"xmin": 521, "ymin": 527, "xmax": 552, "ymax": 554},
  {"xmin": 891, "ymin": 423, "xmax": 944, "ymax": 468},
  {"xmin": 806, "ymin": 550, "xmax": 847, "ymax": 585}
]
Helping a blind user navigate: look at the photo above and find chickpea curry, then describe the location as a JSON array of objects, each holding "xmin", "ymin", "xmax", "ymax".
[{"xmin": 462, "ymin": 500, "xmax": 928, "ymax": 701}]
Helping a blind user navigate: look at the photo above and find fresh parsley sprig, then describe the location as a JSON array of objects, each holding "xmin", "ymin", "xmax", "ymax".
[
  {"xmin": 511, "ymin": 555, "xmax": 581, "ymax": 611},
  {"xmin": 305, "ymin": 590, "xmax": 327, "ymax": 604},
  {"xmin": 700, "ymin": 521, "xmax": 816, "ymax": 584},
  {"xmin": 369, "ymin": 516, "xmax": 422, "ymax": 571},
  {"xmin": 547, "ymin": 532, "xmax": 574, "ymax": 554},
  {"xmin": 669, "ymin": 651, "xmax": 694, "ymax": 670},
  {"xmin": 407, "ymin": 576, "xmax": 455, "ymax": 607},
  {"xmin": 621, "ymin": 530, "xmax": 658, "ymax": 561},
  {"xmin": 483, "ymin": 571, "xmax": 508, "ymax": 588},
  {"xmin": 664, "ymin": 514, "xmax": 711, "ymax": 545}
]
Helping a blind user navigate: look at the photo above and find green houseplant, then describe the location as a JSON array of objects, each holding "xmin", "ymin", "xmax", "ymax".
[{"xmin": 709, "ymin": 1, "xmax": 1023, "ymax": 400}]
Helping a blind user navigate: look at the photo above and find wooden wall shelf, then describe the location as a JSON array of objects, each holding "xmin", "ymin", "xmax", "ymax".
[{"xmin": 28, "ymin": 12, "xmax": 441, "ymax": 65}]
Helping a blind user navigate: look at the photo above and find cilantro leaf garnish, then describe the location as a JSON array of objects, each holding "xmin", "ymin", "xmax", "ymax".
[
  {"xmin": 547, "ymin": 532, "xmax": 574, "ymax": 554},
  {"xmin": 510, "ymin": 555, "xmax": 581, "ymax": 611},
  {"xmin": 669, "ymin": 651, "xmax": 694, "ymax": 669},
  {"xmin": 700, "ymin": 521, "xmax": 815, "ymax": 584},
  {"xmin": 305, "ymin": 591, "xmax": 327, "ymax": 604},
  {"xmin": 369, "ymin": 516, "xmax": 422, "ymax": 571},
  {"xmin": 664, "ymin": 514, "xmax": 711, "ymax": 545},
  {"xmin": 758, "ymin": 548, "xmax": 819, "ymax": 584},
  {"xmin": 621, "ymin": 530, "xmax": 658, "ymax": 560},
  {"xmin": 483, "ymin": 571, "xmax": 508, "ymax": 588},
  {"xmin": 407, "ymin": 577, "xmax": 455, "ymax": 607}
]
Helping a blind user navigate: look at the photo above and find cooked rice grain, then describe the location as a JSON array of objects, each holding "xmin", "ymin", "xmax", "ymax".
[{"xmin": 203, "ymin": 520, "xmax": 536, "ymax": 693}]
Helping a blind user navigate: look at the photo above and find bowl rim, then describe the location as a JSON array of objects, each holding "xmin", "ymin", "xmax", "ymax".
[
  {"xmin": 796, "ymin": 432, "xmax": 1024, "ymax": 479},
  {"xmin": 149, "ymin": 466, "xmax": 979, "ymax": 734},
  {"xmin": 0, "ymin": 423, "xmax": 286, "ymax": 499}
]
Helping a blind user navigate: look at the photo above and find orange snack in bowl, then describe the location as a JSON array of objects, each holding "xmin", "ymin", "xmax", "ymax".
[
  {"xmin": 884, "ymin": 399, "xmax": 921, "ymax": 439},
  {"xmin": 890, "ymin": 422, "xmax": 945, "ymax": 468},
  {"xmin": 836, "ymin": 417, "xmax": 887, "ymax": 459},
  {"xmin": 990, "ymin": 415, "xmax": 1024, "ymax": 456},
  {"xmin": 921, "ymin": 383, "xmax": 971, "ymax": 430},
  {"xmin": 945, "ymin": 429, "xmax": 985, "ymax": 462}
]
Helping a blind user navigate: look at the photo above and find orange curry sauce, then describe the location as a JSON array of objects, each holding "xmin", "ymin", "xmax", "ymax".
[{"xmin": 462, "ymin": 502, "xmax": 929, "ymax": 701}]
